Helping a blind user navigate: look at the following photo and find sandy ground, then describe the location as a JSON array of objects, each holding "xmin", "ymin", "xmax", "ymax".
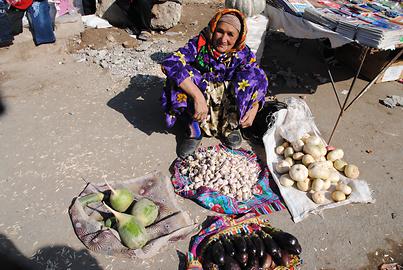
[{"xmin": 0, "ymin": 2, "xmax": 402, "ymax": 270}]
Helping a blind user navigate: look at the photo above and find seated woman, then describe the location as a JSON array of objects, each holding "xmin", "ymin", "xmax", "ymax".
[{"xmin": 161, "ymin": 9, "xmax": 268, "ymax": 158}]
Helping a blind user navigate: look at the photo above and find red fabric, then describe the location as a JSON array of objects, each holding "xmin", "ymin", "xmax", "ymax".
[{"xmin": 6, "ymin": 0, "xmax": 33, "ymax": 10}]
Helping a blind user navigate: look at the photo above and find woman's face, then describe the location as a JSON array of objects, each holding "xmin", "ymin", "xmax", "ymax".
[{"xmin": 212, "ymin": 22, "xmax": 240, "ymax": 53}]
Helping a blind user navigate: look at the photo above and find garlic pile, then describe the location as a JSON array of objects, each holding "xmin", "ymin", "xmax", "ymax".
[
  {"xmin": 179, "ymin": 148, "xmax": 261, "ymax": 201},
  {"xmin": 274, "ymin": 133, "xmax": 358, "ymax": 204}
]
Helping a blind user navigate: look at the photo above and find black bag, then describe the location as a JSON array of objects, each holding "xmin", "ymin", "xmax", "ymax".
[{"xmin": 241, "ymin": 100, "xmax": 287, "ymax": 145}]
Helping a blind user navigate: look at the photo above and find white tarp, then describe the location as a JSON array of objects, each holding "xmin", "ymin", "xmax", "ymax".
[
  {"xmin": 264, "ymin": 4, "xmax": 352, "ymax": 48},
  {"xmin": 263, "ymin": 98, "xmax": 375, "ymax": 223}
]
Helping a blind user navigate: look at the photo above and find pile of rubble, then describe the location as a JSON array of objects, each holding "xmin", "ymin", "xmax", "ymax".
[{"xmin": 73, "ymin": 38, "xmax": 177, "ymax": 78}]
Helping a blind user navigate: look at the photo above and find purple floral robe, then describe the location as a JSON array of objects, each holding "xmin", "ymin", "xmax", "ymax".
[{"xmin": 161, "ymin": 35, "xmax": 268, "ymax": 128}]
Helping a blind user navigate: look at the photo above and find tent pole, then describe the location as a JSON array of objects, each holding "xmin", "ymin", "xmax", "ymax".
[
  {"xmin": 345, "ymin": 48, "xmax": 403, "ymax": 112},
  {"xmin": 327, "ymin": 46, "xmax": 369, "ymax": 144},
  {"xmin": 327, "ymin": 68, "xmax": 342, "ymax": 110}
]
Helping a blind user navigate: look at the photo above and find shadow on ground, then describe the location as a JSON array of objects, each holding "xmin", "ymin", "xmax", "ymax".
[
  {"xmin": 261, "ymin": 31, "xmax": 355, "ymax": 96},
  {"xmin": 0, "ymin": 92, "xmax": 5, "ymax": 117},
  {"xmin": 0, "ymin": 234, "xmax": 101, "ymax": 270},
  {"xmin": 358, "ymin": 238, "xmax": 403, "ymax": 270},
  {"xmin": 107, "ymin": 74, "xmax": 168, "ymax": 136}
]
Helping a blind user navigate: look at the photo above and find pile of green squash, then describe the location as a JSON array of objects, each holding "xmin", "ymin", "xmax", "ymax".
[{"xmin": 78, "ymin": 184, "xmax": 159, "ymax": 250}]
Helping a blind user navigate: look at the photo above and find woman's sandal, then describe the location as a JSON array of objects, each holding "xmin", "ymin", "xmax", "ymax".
[{"xmin": 224, "ymin": 129, "xmax": 242, "ymax": 149}]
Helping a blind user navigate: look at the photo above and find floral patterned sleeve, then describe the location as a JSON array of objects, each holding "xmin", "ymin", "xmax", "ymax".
[
  {"xmin": 231, "ymin": 47, "xmax": 269, "ymax": 118},
  {"xmin": 161, "ymin": 36, "xmax": 199, "ymax": 87}
]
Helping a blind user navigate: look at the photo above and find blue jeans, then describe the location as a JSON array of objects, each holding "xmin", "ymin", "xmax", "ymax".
[
  {"xmin": 27, "ymin": 0, "xmax": 55, "ymax": 45},
  {"xmin": 0, "ymin": 0, "xmax": 13, "ymax": 43}
]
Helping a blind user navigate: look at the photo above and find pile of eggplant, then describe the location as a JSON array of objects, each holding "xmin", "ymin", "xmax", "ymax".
[{"xmin": 201, "ymin": 227, "xmax": 301, "ymax": 270}]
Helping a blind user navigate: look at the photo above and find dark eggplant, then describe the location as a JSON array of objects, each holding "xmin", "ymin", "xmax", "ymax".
[
  {"xmin": 231, "ymin": 235, "xmax": 247, "ymax": 253},
  {"xmin": 209, "ymin": 240, "xmax": 226, "ymax": 266},
  {"xmin": 251, "ymin": 234, "xmax": 265, "ymax": 258},
  {"xmin": 236, "ymin": 252, "xmax": 248, "ymax": 267},
  {"xmin": 261, "ymin": 234, "xmax": 282, "ymax": 265},
  {"xmin": 244, "ymin": 256, "xmax": 260, "ymax": 270},
  {"xmin": 202, "ymin": 248, "xmax": 220, "ymax": 270},
  {"xmin": 267, "ymin": 229, "xmax": 302, "ymax": 255},
  {"xmin": 280, "ymin": 250, "xmax": 291, "ymax": 267},
  {"xmin": 244, "ymin": 236, "xmax": 257, "ymax": 257},
  {"xmin": 260, "ymin": 253, "xmax": 272, "ymax": 270},
  {"xmin": 220, "ymin": 236, "xmax": 236, "ymax": 257},
  {"xmin": 223, "ymin": 255, "xmax": 242, "ymax": 270}
]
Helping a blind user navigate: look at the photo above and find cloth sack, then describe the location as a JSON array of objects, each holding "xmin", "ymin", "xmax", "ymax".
[
  {"xmin": 242, "ymin": 100, "xmax": 288, "ymax": 146},
  {"xmin": 69, "ymin": 172, "xmax": 197, "ymax": 258},
  {"xmin": 263, "ymin": 97, "xmax": 375, "ymax": 223}
]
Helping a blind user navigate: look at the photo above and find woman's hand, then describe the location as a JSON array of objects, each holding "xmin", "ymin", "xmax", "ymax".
[
  {"xmin": 193, "ymin": 95, "xmax": 208, "ymax": 121},
  {"xmin": 240, "ymin": 103, "xmax": 259, "ymax": 128},
  {"xmin": 179, "ymin": 77, "xmax": 208, "ymax": 122}
]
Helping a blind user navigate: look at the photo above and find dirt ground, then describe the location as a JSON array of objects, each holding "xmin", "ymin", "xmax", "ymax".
[{"xmin": 0, "ymin": 1, "xmax": 402, "ymax": 270}]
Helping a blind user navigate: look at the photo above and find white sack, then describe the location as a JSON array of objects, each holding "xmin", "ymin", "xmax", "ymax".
[
  {"xmin": 263, "ymin": 97, "xmax": 375, "ymax": 223},
  {"xmin": 82, "ymin": 14, "xmax": 112, "ymax": 29},
  {"xmin": 246, "ymin": 14, "xmax": 269, "ymax": 63}
]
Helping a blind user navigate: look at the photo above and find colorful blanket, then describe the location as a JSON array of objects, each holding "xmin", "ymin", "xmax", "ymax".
[{"xmin": 172, "ymin": 144, "xmax": 285, "ymax": 215}]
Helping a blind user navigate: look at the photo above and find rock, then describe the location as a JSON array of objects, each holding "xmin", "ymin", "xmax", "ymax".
[
  {"xmin": 106, "ymin": 34, "xmax": 115, "ymax": 43},
  {"xmin": 150, "ymin": 2, "xmax": 182, "ymax": 30},
  {"xmin": 98, "ymin": 50, "xmax": 108, "ymax": 59}
]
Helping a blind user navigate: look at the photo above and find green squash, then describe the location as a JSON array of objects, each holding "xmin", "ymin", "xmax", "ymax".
[{"xmin": 131, "ymin": 198, "xmax": 159, "ymax": 227}]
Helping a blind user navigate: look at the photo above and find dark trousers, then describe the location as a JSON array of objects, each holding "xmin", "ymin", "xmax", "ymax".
[
  {"xmin": 26, "ymin": 0, "xmax": 55, "ymax": 45},
  {"xmin": 115, "ymin": 0, "xmax": 152, "ymax": 30},
  {"xmin": 0, "ymin": 0, "xmax": 13, "ymax": 43},
  {"xmin": 1, "ymin": 0, "xmax": 55, "ymax": 46},
  {"xmin": 82, "ymin": 0, "xmax": 96, "ymax": 15}
]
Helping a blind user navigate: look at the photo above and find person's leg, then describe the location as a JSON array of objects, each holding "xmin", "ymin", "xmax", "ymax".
[
  {"xmin": 26, "ymin": 0, "xmax": 55, "ymax": 45},
  {"xmin": 129, "ymin": 0, "xmax": 151, "ymax": 31},
  {"xmin": 0, "ymin": 0, "xmax": 14, "ymax": 46},
  {"xmin": 128, "ymin": 0, "xmax": 152, "ymax": 40},
  {"xmin": 177, "ymin": 113, "xmax": 202, "ymax": 159},
  {"xmin": 219, "ymin": 84, "xmax": 243, "ymax": 149},
  {"xmin": 81, "ymin": 0, "xmax": 96, "ymax": 15},
  {"xmin": 6, "ymin": 6, "xmax": 25, "ymax": 36}
]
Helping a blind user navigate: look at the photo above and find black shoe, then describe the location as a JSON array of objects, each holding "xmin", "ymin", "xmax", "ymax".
[
  {"xmin": 224, "ymin": 129, "xmax": 242, "ymax": 149},
  {"xmin": 177, "ymin": 137, "xmax": 202, "ymax": 159}
]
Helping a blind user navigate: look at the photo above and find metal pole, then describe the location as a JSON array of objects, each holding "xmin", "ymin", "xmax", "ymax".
[
  {"xmin": 345, "ymin": 48, "xmax": 403, "ymax": 111},
  {"xmin": 327, "ymin": 68, "xmax": 342, "ymax": 110},
  {"xmin": 327, "ymin": 46, "xmax": 370, "ymax": 144},
  {"xmin": 319, "ymin": 39, "xmax": 342, "ymax": 109}
]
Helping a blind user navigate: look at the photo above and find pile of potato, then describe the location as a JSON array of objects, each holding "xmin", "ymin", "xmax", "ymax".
[{"xmin": 274, "ymin": 133, "xmax": 360, "ymax": 204}]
